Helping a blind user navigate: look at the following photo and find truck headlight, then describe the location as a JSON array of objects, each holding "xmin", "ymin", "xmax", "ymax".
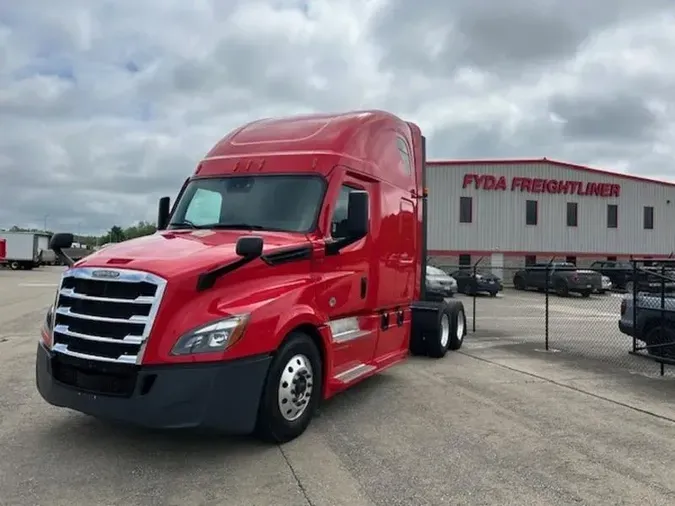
[
  {"xmin": 170, "ymin": 314, "xmax": 249, "ymax": 356},
  {"xmin": 45, "ymin": 304, "xmax": 55, "ymax": 330}
]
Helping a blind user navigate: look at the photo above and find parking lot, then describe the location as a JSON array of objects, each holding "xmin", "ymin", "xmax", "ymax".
[
  {"xmin": 2, "ymin": 267, "xmax": 675, "ymax": 505},
  {"xmin": 464, "ymin": 287, "xmax": 675, "ymax": 378}
]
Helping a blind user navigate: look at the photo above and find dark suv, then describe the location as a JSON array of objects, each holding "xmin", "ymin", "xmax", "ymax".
[{"xmin": 590, "ymin": 260, "xmax": 675, "ymax": 293}]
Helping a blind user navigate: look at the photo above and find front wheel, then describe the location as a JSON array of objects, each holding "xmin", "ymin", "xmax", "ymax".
[
  {"xmin": 256, "ymin": 332, "xmax": 323, "ymax": 444},
  {"xmin": 555, "ymin": 281, "xmax": 569, "ymax": 297},
  {"xmin": 513, "ymin": 276, "xmax": 526, "ymax": 290}
]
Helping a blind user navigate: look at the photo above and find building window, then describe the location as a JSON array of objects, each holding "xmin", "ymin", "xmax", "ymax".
[
  {"xmin": 607, "ymin": 256, "xmax": 617, "ymax": 261},
  {"xmin": 525, "ymin": 255, "xmax": 536, "ymax": 266},
  {"xmin": 644, "ymin": 206, "xmax": 654, "ymax": 230},
  {"xmin": 566, "ymin": 256, "xmax": 577, "ymax": 265},
  {"xmin": 459, "ymin": 196, "xmax": 472, "ymax": 223},
  {"xmin": 566, "ymin": 202, "xmax": 578, "ymax": 227},
  {"xmin": 607, "ymin": 204, "xmax": 618, "ymax": 229},
  {"xmin": 458, "ymin": 254, "xmax": 471, "ymax": 267},
  {"xmin": 525, "ymin": 200, "xmax": 538, "ymax": 225}
]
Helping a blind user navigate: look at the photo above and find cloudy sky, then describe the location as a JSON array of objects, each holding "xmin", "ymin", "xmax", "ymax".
[{"xmin": 1, "ymin": 0, "xmax": 675, "ymax": 235}]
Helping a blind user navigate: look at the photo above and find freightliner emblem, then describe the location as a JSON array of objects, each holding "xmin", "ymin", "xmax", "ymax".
[{"xmin": 92, "ymin": 270, "xmax": 120, "ymax": 279}]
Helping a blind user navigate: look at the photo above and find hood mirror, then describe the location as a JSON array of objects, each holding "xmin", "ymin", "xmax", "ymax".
[
  {"xmin": 236, "ymin": 236, "xmax": 264, "ymax": 258},
  {"xmin": 157, "ymin": 196, "xmax": 171, "ymax": 230}
]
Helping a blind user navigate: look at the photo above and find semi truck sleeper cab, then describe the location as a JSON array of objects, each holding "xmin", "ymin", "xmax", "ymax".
[{"xmin": 36, "ymin": 110, "xmax": 467, "ymax": 443}]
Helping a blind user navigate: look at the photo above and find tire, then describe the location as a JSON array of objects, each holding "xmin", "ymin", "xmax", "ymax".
[
  {"xmin": 489, "ymin": 291, "xmax": 497, "ymax": 297},
  {"xmin": 513, "ymin": 276, "xmax": 526, "ymax": 290},
  {"xmin": 446, "ymin": 301, "xmax": 466, "ymax": 351},
  {"xmin": 555, "ymin": 281, "xmax": 569, "ymax": 297},
  {"xmin": 255, "ymin": 331, "xmax": 323, "ymax": 444},
  {"xmin": 625, "ymin": 281, "xmax": 634, "ymax": 294},
  {"xmin": 9, "ymin": 261, "xmax": 19, "ymax": 270},
  {"xmin": 580, "ymin": 290, "xmax": 591, "ymax": 298},
  {"xmin": 644, "ymin": 325, "xmax": 675, "ymax": 359},
  {"xmin": 411, "ymin": 301, "xmax": 465, "ymax": 357}
]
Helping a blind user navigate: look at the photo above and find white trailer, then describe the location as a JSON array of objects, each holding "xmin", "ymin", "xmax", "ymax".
[{"xmin": 0, "ymin": 231, "xmax": 52, "ymax": 270}]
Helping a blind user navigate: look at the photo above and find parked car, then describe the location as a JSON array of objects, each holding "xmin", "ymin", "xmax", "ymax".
[
  {"xmin": 449, "ymin": 269, "xmax": 502, "ymax": 296},
  {"xmin": 589, "ymin": 260, "xmax": 675, "ymax": 293},
  {"xmin": 425, "ymin": 265, "xmax": 457, "ymax": 297},
  {"xmin": 512, "ymin": 262, "xmax": 602, "ymax": 297},
  {"xmin": 619, "ymin": 292, "xmax": 675, "ymax": 360}
]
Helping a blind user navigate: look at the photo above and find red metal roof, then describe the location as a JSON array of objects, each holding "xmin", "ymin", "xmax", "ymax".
[{"xmin": 427, "ymin": 157, "xmax": 675, "ymax": 188}]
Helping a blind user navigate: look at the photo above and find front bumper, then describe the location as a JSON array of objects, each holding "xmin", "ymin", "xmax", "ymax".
[
  {"xmin": 36, "ymin": 343, "xmax": 272, "ymax": 433},
  {"xmin": 476, "ymin": 281, "xmax": 501, "ymax": 293},
  {"xmin": 618, "ymin": 320, "xmax": 634, "ymax": 337}
]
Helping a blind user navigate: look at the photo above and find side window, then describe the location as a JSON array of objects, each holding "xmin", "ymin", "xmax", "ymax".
[
  {"xmin": 331, "ymin": 185, "xmax": 359, "ymax": 238},
  {"xmin": 396, "ymin": 137, "xmax": 412, "ymax": 175},
  {"xmin": 184, "ymin": 188, "xmax": 222, "ymax": 226}
]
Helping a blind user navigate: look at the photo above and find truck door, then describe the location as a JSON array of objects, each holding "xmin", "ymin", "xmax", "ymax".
[
  {"xmin": 314, "ymin": 179, "xmax": 379, "ymax": 374},
  {"xmin": 528, "ymin": 264, "xmax": 547, "ymax": 288}
]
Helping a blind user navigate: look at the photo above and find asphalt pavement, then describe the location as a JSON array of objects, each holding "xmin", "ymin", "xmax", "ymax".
[{"xmin": 1, "ymin": 267, "xmax": 675, "ymax": 506}]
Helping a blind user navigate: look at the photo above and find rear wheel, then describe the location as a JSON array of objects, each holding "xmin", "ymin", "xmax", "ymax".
[
  {"xmin": 555, "ymin": 281, "xmax": 569, "ymax": 297},
  {"xmin": 580, "ymin": 290, "xmax": 591, "ymax": 298},
  {"xmin": 256, "ymin": 331, "xmax": 322, "ymax": 444},
  {"xmin": 645, "ymin": 325, "xmax": 675, "ymax": 359},
  {"xmin": 513, "ymin": 276, "xmax": 526, "ymax": 290},
  {"xmin": 411, "ymin": 301, "xmax": 466, "ymax": 357}
]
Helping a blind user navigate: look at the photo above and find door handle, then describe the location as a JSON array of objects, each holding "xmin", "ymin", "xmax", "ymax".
[{"xmin": 360, "ymin": 277, "xmax": 367, "ymax": 299}]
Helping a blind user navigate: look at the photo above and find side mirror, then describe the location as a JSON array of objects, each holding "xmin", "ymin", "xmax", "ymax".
[
  {"xmin": 49, "ymin": 233, "xmax": 75, "ymax": 267},
  {"xmin": 346, "ymin": 191, "xmax": 369, "ymax": 240},
  {"xmin": 157, "ymin": 196, "xmax": 171, "ymax": 230},
  {"xmin": 236, "ymin": 236, "xmax": 264, "ymax": 258},
  {"xmin": 49, "ymin": 233, "xmax": 73, "ymax": 251}
]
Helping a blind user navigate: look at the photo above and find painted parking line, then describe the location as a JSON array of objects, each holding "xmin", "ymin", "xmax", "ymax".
[{"xmin": 18, "ymin": 283, "xmax": 59, "ymax": 287}]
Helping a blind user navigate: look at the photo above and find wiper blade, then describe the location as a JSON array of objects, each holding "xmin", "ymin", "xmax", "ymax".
[
  {"xmin": 168, "ymin": 220, "xmax": 197, "ymax": 229},
  {"xmin": 206, "ymin": 223, "xmax": 287, "ymax": 232}
]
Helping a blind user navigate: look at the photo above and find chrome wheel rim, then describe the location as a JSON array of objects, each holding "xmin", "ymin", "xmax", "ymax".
[
  {"xmin": 278, "ymin": 354, "xmax": 314, "ymax": 422},
  {"xmin": 440, "ymin": 314, "xmax": 450, "ymax": 348},
  {"xmin": 456, "ymin": 310, "xmax": 465, "ymax": 341}
]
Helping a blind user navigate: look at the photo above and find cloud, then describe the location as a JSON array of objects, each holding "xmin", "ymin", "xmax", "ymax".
[{"xmin": 1, "ymin": 0, "xmax": 675, "ymax": 234}]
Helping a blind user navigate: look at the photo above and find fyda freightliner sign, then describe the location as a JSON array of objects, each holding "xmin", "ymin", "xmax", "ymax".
[{"xmin": 462, "ymin": 173, "xmax": 621, "ymax": 197}]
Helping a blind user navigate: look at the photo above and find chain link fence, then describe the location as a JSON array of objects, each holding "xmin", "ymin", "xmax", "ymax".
[{"xmin": 429, "ymin": 258, "xmax": 675, "ymax": 377}]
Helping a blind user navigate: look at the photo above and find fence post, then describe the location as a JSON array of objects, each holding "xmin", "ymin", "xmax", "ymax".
[
  {"xmin": 545, "ymin": 257, "xmax": 554, "ymax": 351},
  {"xmin": 471, "ymin": 256, "xmax": 484, "ymax": 333},
  {"xmin": 631, "ymin": 259, "xmax": 637, "ymax": 353},
  {"xmin": 660, "ymin": 262, "xmax": 666, "ymax": 352}
]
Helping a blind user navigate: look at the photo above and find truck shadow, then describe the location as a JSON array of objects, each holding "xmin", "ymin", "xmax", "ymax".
[{"xmin": 38, "ymin": 373, "xmax": 398, "ymax": 452}]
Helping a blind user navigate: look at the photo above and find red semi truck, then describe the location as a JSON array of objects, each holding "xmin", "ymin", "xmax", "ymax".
[{"xmin": 36, "ymin": 110, "xmax": 467, "ymax": 443}]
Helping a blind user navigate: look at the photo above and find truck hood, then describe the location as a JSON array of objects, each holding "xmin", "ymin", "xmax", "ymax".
[{"xmin": 76, "ymin": 229, "xmax": 312, "ymax": 279}]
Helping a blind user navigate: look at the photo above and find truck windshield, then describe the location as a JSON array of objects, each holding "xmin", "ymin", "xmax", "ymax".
[{"xmin": 169, "ymin": 175, "xmax": 326, "ymax": 233}]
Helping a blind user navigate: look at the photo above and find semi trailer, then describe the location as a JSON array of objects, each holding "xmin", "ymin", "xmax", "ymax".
[
  {"xmin": 0, "ymin": 231, "xmax": 51, "ymax": 270},
  {"xmin": 36, "ymin": 110, "xmax": 467, "ymax": 443}
]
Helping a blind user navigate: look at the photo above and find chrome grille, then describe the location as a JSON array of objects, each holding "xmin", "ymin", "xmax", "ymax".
[{"xmin": 50, "ymin": 267, "xmax": 167, "ymax": 364}]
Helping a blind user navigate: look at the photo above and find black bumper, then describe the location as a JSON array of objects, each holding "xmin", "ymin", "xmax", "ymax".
[
  {"xmin": 475, "ymin": 282, "xmax": 500, "ymax": 293},
  {"xmin": 36, "ymin": 343, "xmax": 273, "ymax": 434},
  {"xmin": 618, "ymin": 321, "xmax": 634, "ymax": 337}
]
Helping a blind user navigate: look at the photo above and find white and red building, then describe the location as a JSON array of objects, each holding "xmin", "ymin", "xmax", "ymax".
[{"xmin": 426, "ymin": 158, "xmax": 675, "ymax": 273}]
